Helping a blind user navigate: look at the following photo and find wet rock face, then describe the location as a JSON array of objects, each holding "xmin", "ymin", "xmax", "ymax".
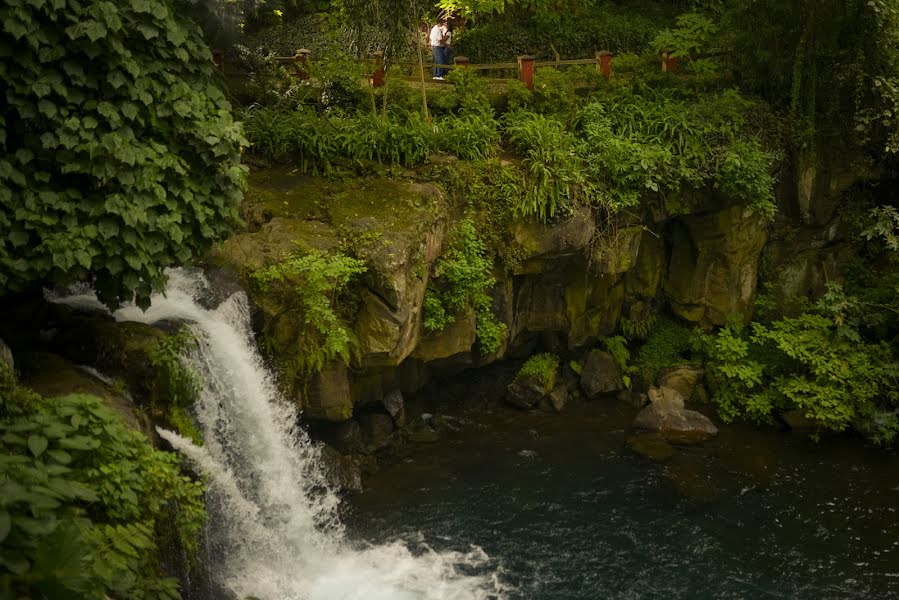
[
  {"xmin": 666, "ymin": 205, "xmax": 768, "ymax": 326},
  {"xmin": 632, "ymin": 386, "xmax": 718, "ymax": 444},
  {"xmin": 506, "ymin": 376, "xmax": 548, "ymax": 409},
  {"xmin": 579, "ymin": 350, "xmax": 623, "ymax": 398},
  {"xmin": 302, "ymin": 362, "xmax": 353, "ymax": 422}
]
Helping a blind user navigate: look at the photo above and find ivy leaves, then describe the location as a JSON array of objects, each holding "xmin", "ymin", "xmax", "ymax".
[{"xmin": 0, "ymin": 0, "xmax": 247, "ymax": 308}]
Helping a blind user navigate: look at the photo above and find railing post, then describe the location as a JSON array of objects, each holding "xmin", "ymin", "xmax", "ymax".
[
  {"xmin": 212, "ymin": 49, "xmax": 225, "ymax": 74},
  {"xmin": 596, "ymin": 50, "xmax": 612, "ymax": 78},
  {"xmin": 454, "ymin": 56, "xmax": 470, "ymax": 69},
  {"xmin": 293, "ymin": 48, "xmax": 311, "ymax": 80},
  {"xmin": 371, "ymin": 50, "xmax": 384, "ymax": 88},
  {"xmin": 661, "ymin": 50, "xmax": 678, "ymax": 73},
  {"xmin": 518, "ymin": 55, "xmax": 535, "ymax": 91}
]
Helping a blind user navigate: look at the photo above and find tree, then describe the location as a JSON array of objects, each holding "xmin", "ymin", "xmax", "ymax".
[{"xmin": 0, "ymin": 0, "xmax": 247, "ymax": 309}]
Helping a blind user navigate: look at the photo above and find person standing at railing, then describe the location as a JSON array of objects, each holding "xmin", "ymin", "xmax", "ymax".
[{"xmin": 429, "ymin": 18, "xmax": 449, "ymax": 80}]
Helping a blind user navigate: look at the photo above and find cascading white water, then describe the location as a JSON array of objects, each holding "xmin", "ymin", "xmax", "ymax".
[{"xmin": 54, "ymin": 269, "xmax": 505, "ymax": 600}]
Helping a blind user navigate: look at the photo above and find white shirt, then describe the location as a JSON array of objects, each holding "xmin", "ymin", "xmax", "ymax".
[{"xmin": 429, "ymin": 25, "xmax": 444, "ymax": 47}]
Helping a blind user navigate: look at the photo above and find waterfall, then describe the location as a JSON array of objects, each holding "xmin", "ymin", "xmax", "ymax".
[{"xmin": 54, "ymin": 269, "xmax": 504, "ymax": 600}]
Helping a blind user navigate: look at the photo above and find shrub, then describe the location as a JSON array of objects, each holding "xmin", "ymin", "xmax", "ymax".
[
  {"xmin": 632, "ymin": 318, "xmax": 694, "ymax": 383},
  {"xmin": 0, "ymin": 0, "xmax": 247, "ymax": 309},
  {"xmin": 503, "ymin": 111, "xmax": 585, "ymax": 221},
  {"xmin": 517, "ymin": 353, "xmax": 560, "ymax": 390},
  {"xmin": 436, "ymin": 112, "xmax": 501, "ymax": 160},
  {"xmin": 149, "ymin": 328, "xmax": 203, "ymax": 445},
  {"xmin": 253, "ymin": 250, "xmax": 367, "ymax": 380},
  {"xmin": 697, "ymin": 315, "xmax": 899, "ymax": 440},
  {"xmin": 0, "ymin": 371, "xmax": 206, "ymax": 600},
  {"xmin": 423, "ymin": 219, "xmax": 506, "ymax": 354}
]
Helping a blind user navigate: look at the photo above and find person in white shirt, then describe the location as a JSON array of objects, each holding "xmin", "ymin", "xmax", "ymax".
[{"xmin": 429, "ymin": 19, "xmax": 449, "ymax": 80}]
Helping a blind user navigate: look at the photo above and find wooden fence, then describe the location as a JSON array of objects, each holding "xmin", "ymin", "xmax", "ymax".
[{"xmin": 214, "ymin": 48, "xmax": 681, "ymax": 92}]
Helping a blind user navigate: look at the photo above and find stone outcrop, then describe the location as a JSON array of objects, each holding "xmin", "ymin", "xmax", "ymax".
[
  {"xmin": 666, "ymin": 205, "xmax": 768, "ymax": 326},
  {"xmin": 302, "ymin": 362, "xmax": 353, "ymax": 421},
  {"xmin": 579, "ymin": 350, "xmax": 623, "ymax": 398},
  {"xmin": 656, "ymin": 365, "xmax": 705, "ymax": 402},
  {"xmin": 632, "ymin": 386, "xmax": 718, "ymax": 444}
]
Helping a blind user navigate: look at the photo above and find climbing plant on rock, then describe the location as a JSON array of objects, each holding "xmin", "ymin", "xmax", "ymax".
[{"xmin": 0, "ymin": 0, "xmax": 247, "ymax": 308}]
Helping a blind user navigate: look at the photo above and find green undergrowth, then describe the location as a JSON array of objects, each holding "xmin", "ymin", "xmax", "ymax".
[
  {"xmin": 253, "ymin": 249, "xmax": 367, "ymax": 385},
  {"xmin": 517, "ymin": 353, "xmax": 560, "ymax": 391},
  {"xmin": 630, "ymin": 318, "xmax": 695, "ymax": 384},
  {"xmin": 0, "ymin": 364, "xmax": 206, "ymax": 600},
  {"xmin": 149, "ymin": 329, "xmax": 203, "ymax": 445},
  {"xmin": 423, "ymin": 219, "xmax": 506, "ymax": 355}
]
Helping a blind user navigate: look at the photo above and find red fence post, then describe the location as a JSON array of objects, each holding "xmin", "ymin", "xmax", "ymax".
[
  {"xmin": 661, "ymin": 50, "xmax": 678, "ymax": 73},
  {"xmin": 454, "ymin": 56, "xmax": 470, "ymax": 69},
  {"xmin": 596, "ymin": 50, "xmax": 612, "ymax": 78},
  {"xmin": 518, "ymin": 55, "xmax": 535, "ymax": 91},
  {"xmin": 293, "ymin": 48, "xmax": 311, "ymax": 80},
  {"xmin": 371, "ymin": 50, "xmax": 384, "ymax": 87},
  {"xmin": 212, "ymin": 49, "xmax": 225, "ymax": 74}
]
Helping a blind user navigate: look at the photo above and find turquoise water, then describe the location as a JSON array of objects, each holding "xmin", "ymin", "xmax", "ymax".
[{"xmin": 343, "ymin": 401, "xmax": 899, "ymax": 599}]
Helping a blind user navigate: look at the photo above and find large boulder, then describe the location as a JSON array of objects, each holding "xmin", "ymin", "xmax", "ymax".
[
  {"xmin": 666, "ymin": 205, "xmax": 768, "ymax": 326},
  {"xmin": 302, "ymin": 362, "xmax": 353, "ymax": 422},
  {"xmin": 506, "ymin": 377, "xmax": 548, "ymax": 409},
  {"xmin": 382, "ymin": 389, "xmax": 406, "ymax": 426},
  {"xmin": 359, "ymin": 412, "xmax": 395, "ymax": 451},
  {"xmin": 579, "ymin": 350, "xmax": 623, "ymax": 398},
  {"xmin": 656, "ymin": 365, "xmax": 705, "ymax": 401},
  {"xmin": 633, "ymin": 386, "xmax": 718, "ymax": 444}
]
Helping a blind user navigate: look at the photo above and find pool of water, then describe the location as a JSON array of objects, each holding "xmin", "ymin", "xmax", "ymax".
[{"xmin": 342, "ymin": 400, "xmax": 899, "ymax": 599}]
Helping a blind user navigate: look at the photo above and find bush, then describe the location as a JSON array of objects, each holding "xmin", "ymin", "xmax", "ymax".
[
  {"xmin": 517, "ymin": 353, "xmax": 560, "ymax": 390},
  {"xmin": 436, "ymin": 112, "xmax": 501, "ymax": 160},
  {"xmin": 503, "ymin": 111, "xmax": 585, "ymax": 221},
  {"xmin": 423, "ymin": 219, "xmax": 506, "ymax": 354},
  {"xmin": 0, "ymin": 369, "xmax": 206, "ymax": 600},
  {"xmin": 253, "ymin": 250, "xmax": 367, "ymax": 380},
  {"xmin": 0, "ymin": 0, "xmax": 247, "ymax": 309},
  {"xmin": 632, "ymin": 318, "xmax": 694, "ymax": 383}
]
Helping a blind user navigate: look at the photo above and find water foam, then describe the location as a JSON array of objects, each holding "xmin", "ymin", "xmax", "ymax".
[{"xmin": 55, "ymin": 269, "xmax": 504, "ymax": 600}]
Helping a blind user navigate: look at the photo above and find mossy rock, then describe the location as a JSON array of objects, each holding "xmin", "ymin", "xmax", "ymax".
[{"xmin": 16, "ymin": 352, "xmax": 149, "ymax": 436}]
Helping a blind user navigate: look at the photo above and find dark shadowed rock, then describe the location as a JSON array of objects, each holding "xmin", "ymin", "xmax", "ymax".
[
  {"xmin": 319, "ymin": 445, "xmax": 363, "ymax": 493},
  {"xmin": 382, "ymin": 389, "xmax": 405, "ymax": 426},
  {"xmin": 580, "ymin": 350, "xmax": 623, "ymax": 398},
  {"xmin": 359, "ymin": 413, "xmax": 395, "ymax": 451},
  {"xmin": 539, "ymin": 386, "xmax": 568, "ymax": 413},
  {"xmin": 333, "ymin": 419, "xmax": 366, "ymax": 455},
  {"xmin": 506, "ymin": 377, "xmax": 547, "ymax": 409}
]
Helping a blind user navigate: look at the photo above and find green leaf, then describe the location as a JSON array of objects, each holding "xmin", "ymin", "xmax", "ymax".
[{"xmin": 28, "ymin": 434, "xmax": 48, "ymax": 457}]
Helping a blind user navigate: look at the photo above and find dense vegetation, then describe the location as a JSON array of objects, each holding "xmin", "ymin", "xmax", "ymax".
[
  {"xmin": 0, "ymin": 365, "xmax": 206, "ymax": 599},
  {"xmin": 0, "ymin": 0, "xmax": 246, "ymax": 309}
]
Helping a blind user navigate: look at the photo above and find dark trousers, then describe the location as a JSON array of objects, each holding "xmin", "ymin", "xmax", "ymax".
[{"xmin": 433, "ymin": 46, "xmax": 451, "ymax": 77}]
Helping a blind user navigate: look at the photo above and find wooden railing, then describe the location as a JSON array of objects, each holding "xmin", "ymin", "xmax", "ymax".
[{"xmin": 215, "ymin": 48, "xmax": 676, "ymax": 91}]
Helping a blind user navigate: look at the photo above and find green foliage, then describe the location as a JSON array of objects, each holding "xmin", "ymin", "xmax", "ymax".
[
  {"xmin": 697, "ymin": 313, "xmax": 899, "ymax": 441},
  {"xmin": 620, "ymin": 314, "xmax": 658, "ymax": 341},
  {"xmin": 423, "ymin": 219, "xmax": 506, "ymax": 354},
  {"xmin": 504, "ymin": 111, "xmax": 584, "ymax": 221},
  {"xmin": 652, "ymin": 11, "xmax": 722, "ymax": 79},
  {"xmin": 453, "ymin": 6, "xmax": 664, "ymax": 63},
  {"xmin": 632, "ymin": 318, "xmax": 694, "ymax": 383},
  {"xmin": 441, "ymin": 68, "xmax": 493, "ymax": 114},
  {"xmin": 516, "ymin": 353, "xmax": 559, "ymax": 390},
  {"xmin": 862, "ymin": 206, "xmax": 899, "ymax": 252},
  {"xmin": 253, "ymin": 249, "xmax": 367, "ymax": 379},
  {"xmin": 601, "ymin": 335, "xmax": 633, "ymax": 388},
  {"xmin": 435, "ymin": 112, "xmax": 501, "ymax": 160},
  {"xmin": 0, "ymin": 382, "xmax": 206, "ymax": 600},
  {"xmin": 0, "ymin": 0, "xmax": 247, "ymax": 309},
  {"xmin": 148, "ymin": 329, "xmax": 203, "ymax": 445}
]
